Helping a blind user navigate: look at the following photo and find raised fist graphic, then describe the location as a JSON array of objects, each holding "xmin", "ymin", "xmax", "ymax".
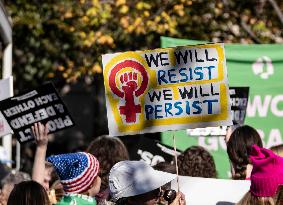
[{"xmin": 119, "ymin": 72, "xmax": 141, "ymax": 123}]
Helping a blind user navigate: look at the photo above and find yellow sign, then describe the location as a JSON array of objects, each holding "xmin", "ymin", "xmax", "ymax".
[{"xmin": 102, "ymin": 44, "xmax": 232, "ymax": 136}]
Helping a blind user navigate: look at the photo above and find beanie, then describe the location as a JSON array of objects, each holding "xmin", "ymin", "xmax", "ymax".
[
  {"xmin": 47, "ymin": 152, "xmax": 99, "ymax": 194},
  {"xmin": 249, "ymin": 145, "xmax": 283, "ymax": 197}
]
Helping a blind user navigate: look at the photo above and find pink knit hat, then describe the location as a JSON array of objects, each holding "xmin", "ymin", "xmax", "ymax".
[{"xmin": 249, "ymin": 145, "xmax": 283, "ymax": 197}]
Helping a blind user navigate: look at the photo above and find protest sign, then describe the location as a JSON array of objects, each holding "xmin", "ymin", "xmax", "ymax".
[
  {"xmin": 230, "ymin": 87, "xmax": 249, "ymax": 126},
  {"xmin": 161, "ymin": 36, "xmax": 283, "ymax": 178},
  {"xmin": 187, "ymin": 87, "xmax": 249, "ymax": 137},
  {"xmin": 102, "ymin": 44, "xmax": 232, "ymax": 136},
  {"xmin": 0, "ymin": 77, "xmax": 13, "ymax": 137},
  {"xmin": 0, "ymin": 83, "xmax": 75, "ymax": 143},
  {"xmin": 171, "ymin": 176, "xmax": 250, "ymax": 205},
  {"xmin": 125, "ymin": 135, "xmax": 181, "ymax": 166}
]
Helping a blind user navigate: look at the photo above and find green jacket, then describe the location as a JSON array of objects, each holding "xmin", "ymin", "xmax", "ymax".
[{"xmin": 56, "ymin": 194, "xmax": 97, "ymax": 205}]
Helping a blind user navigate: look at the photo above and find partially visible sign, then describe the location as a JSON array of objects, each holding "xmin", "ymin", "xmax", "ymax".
[
  {"xmin": 126, "ymin": 135, "xmax": 181, "ymax": 166},
  {"xmin": 0, "ymin": 77, "xmax": 13, "ymax": 137},
  {"xmin": 0, "ymin": 83, "xmax": 75, "ymax": 143},
  {"xmin": 229, "ymin": 87, "xmax": 249, "ymax": 125},
  {"xmin": 187, "ymin": 87, "xmax": 249, "ymax": 137},
  {"xmin": 187, "ymin": 126, "xmax": 228, "ymax": 137},
  {"xmin": 103, "ymin": 44, "xmax": 232, "ymax": 136},
  {"xmin": 171, "ymin": 176, "xmax": 250, "ymax": 205}
]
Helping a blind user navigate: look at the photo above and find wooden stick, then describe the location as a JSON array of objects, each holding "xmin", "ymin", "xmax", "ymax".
[{"xmin": 173, "ymin": 132, "xmax": 180, "ymax": 192}]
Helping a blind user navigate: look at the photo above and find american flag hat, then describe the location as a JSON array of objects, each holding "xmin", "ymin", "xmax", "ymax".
[{"xmin": 47, "ymin": 152, "xmax": 99, "ymax": 194}]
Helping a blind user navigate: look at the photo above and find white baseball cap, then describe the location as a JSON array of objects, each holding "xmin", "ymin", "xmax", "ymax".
[{"xmin": 109, "ymin": 160, "xmax": 176, "ymax": 201}]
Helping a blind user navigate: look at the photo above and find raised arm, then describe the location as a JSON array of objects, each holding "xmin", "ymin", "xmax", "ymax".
[{"xmin": 31, "ymin": 122, "xmax": 49, "ymax": 188}]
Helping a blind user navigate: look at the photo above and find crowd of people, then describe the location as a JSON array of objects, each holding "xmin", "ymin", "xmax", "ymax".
[{"xmin": 0, "ymin": 123, "xmax": 283, "ymax": 205}]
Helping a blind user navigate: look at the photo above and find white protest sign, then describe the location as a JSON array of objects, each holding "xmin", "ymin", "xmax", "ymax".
[
  {"xmin": 171, "ymin": 176, "xmax": 250, "ymax": 205},
  {"xmin": 0, "ymin": 77, "xmax": 13, "ymax": 137},
  {"xmin": 102, "ymin": 44, "xmax": 232, "ymax": 136}
]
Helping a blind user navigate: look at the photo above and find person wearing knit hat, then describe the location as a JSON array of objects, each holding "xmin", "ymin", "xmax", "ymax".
[
  {"xmin": 47, "ymin": 152, "xmax": 101, "ymax": 205},
  {"xmin": 237, "ymin": 145, "xmax": 283, "ymax": 205}
]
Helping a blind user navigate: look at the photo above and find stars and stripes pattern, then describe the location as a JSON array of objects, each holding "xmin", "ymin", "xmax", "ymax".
[{"xmin": 47, "ymin": 152, "xmax": 99, "ymax": 194}]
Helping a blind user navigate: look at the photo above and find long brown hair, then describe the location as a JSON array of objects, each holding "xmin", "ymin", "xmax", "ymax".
[
  {"xmin": 86, "ymin": 135, "xmax": 129, "ymax": 191},
  {"xmin": 7, "ymin": 180, "xmax": 50, "ymax": 205},
  {"xmin": 227, "ymin": 125, "xmax": 263, "ymax": 179}
]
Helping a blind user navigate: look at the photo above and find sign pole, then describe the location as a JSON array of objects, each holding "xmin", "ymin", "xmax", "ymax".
[
  {"xmin": 2, "ymin": 44, "xmax": 13, "ymax": 167},
  {"xmin": 0, "ymin": 2, "xmax": 13, "ymax": 167},
  {"xmin": 173, "ymin": 132, "xmax": 180, "ymax": 192}
]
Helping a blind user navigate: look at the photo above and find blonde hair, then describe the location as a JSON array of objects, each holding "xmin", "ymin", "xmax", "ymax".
[
  {"xmin": 48, "ymin": 180, "xmax": 64, "ymax": 204},
  {"xmin": 237, "ymin": 186, "xmax": 283, "ymax": 205},
  {"xmin": 270, "ymin": 144, "xmax": 283, "ymax": 157},
  {"xmin": 237, "ymin": 192, "xmax": 275, "ymax": 205}
]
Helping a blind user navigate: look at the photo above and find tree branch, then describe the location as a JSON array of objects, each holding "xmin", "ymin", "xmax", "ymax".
[
  {"xmin": 240, "ymin": 19, "xmax": 262, "ymax": 43},
  {"xmin": 267, "ymin": 0, "xmax": 283, "ymax": 26}
]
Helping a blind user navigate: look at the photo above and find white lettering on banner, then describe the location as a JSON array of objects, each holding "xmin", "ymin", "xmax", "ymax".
[
  {"xmin": 19, "ymin": 128, "xmax": 33, "ymax": 142},
  {"xmin": 252, "ymin": 56, "xmax": 274, "ymax": 80},
  {"xmin": 247, "ymin": 95, "xmax": 283, "ymax": 117},
  {"xmin": 198, "ymin": 137, "xmax": 227, "ymax": 151},
  {"xmin": 54, "ymin": 104, "xmax": 65, "ymax": 113},
  {"xmin": 47, "ymin": 116, "xmax": 73, "ymax": 132},
  {"xmin": 271, "ymin": 95, "xmax": 283, "ymax": 116},
  {"xmin": 247, "ymin": 95, "xmax": 271, "ymax": 117},
  {"xmin": 256, "ymin": 129, "xmax": 264, "ymax": 139},
  {"xmin": 257, "ymin": 128, "xmax": 283, "ymax": 148},
  {"xmin": 4, "ymin": 100, "xmax": 36, "ymax": 117},
  {"xmin": 198, "ymin": 129, "xmax": 282, "ymax": 152},
  {"xmin": 267, "ymin": 129, "xmax": 282, "ymax": 147},
  {"xmin": 230, "ymin": 98, "xmax": 247, "ymax": 107},
  {"xmin": 34, "ymin": 93, "xmax": 58, "ymax": 106},
  {"xmin": 10, "ymin": 106, "xmax": 57, "ymax": 129},
  {"xmin": 4, "ymin": 94, "xmax": 59, "ymax": 118},
  {"xmin": 17, "ymin": 116, "xmax": 73, "ymax": 142},
  {"xmin": 137, "ymin": 149, "xmax": 165, "ymax": 166}
]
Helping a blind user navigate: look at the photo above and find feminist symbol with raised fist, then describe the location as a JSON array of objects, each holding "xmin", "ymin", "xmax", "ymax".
[{"xmin": 109, "ymin": 60, "xmax": 148, "ymax": 123}]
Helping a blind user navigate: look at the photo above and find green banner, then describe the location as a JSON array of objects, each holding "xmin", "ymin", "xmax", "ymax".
[{"xmin": 161, "ymin": 36, "xmax": 283, "ymax": 178}]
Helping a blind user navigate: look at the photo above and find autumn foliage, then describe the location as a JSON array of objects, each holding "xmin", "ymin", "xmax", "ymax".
[{"xmin": 4, "ymin": 0, "xmax": 283, "ymax": 88}]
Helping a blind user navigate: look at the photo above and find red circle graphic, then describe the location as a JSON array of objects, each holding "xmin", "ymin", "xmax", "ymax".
[{"xmin": 109, "ymin": 60, "xmax": 149, "ymax": 98}]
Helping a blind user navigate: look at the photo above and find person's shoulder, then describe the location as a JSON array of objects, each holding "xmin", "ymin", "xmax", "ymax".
[{"xmin": 56, "ymin": 194, "xmax": 97, "ymax": 205}]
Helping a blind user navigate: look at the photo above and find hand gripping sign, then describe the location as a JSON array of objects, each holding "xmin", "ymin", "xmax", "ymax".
[{"xmin": 103, "ymin": 44, "xmax": 232, "ymax": 136}]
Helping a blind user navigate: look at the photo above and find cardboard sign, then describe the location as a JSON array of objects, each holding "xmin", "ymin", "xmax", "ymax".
[
  {"xmin": 187, "ymin": 87, "xmax": 249, "ymax": 136},
  {"xmin": 0, "ymin": 77, "xmax": 13, "ymax": 137},
  {"xmin": 171, "ymin": 176, "xmax": 250, "ymax": 205},
  {"xmin": 103, "ymin": 44, "xmax": 232, "ymax": 136},
  {"xmin": 229, "ymin": 87, "xmax": 249, "ymax": 125},
  {"xmin": 126, "ymin": 135, "xmax": 181, "ymax": 166},
  {"xmin": 0, "ymin": 83, "xmax": 75, "ymax": 143}
]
